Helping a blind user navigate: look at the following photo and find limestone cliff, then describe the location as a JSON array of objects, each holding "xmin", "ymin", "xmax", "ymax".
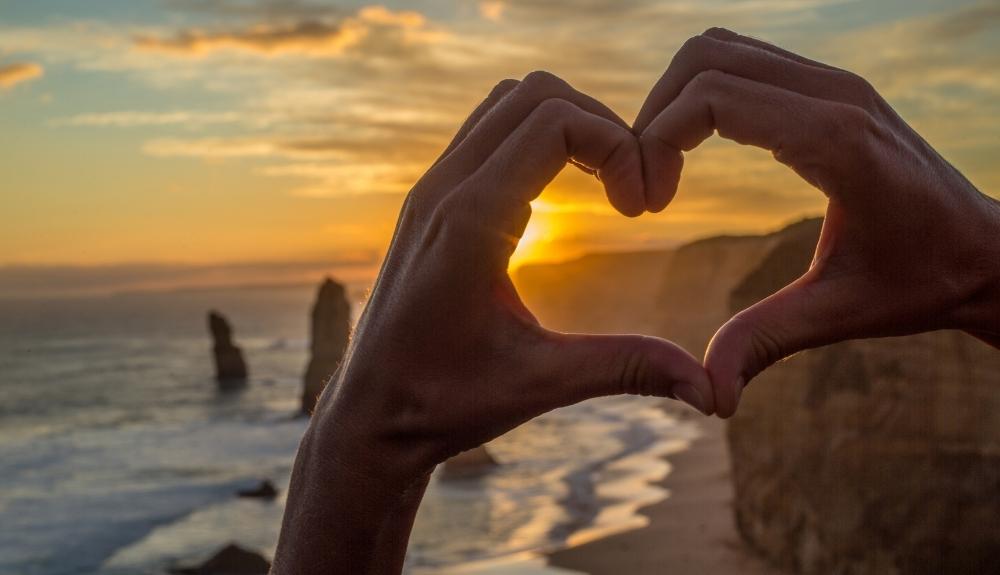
[
  {"xmin": 725, "ymin": 222, "xmax": 1000, "ymax": 574},
  {"xmin": 516, "ymin": 217, "xmax": 1000, "ymax": 573}
]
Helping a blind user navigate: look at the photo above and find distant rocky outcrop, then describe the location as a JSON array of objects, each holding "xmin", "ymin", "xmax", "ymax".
[
  {"xmin": 237, "ymin": 479, "xmax": 278, "ymax": 500},
  {"xmin": 170, "ymin": 543, "xmax": 270, "ymax": 575},
  {"xmin": 725, "ymin": 220, "xmax": 1000, "ymax": 574},
  {"xmin": 207, "ymin": 311, "xmax": 248, "ymax": 388},
  {"xmin": 301, "ymin": 278, "xmax": 351, "ymax": 414},
  {"xmin": 440, "ymin": 445, "xmax": 499, "ymax": 480}
]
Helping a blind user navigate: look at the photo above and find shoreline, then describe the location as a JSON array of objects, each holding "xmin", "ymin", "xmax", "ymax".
[{"xmin": 546, "ymin": 409, "xmax": 786, "ymax": 575}]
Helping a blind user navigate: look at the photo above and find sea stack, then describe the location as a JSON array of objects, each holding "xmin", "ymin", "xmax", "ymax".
[
  {"xmin": 170, "ymin": 543, "xmax": 270, "ymax": 575},
  {"xmin": 207, "ymin": 310, "xmax": 248, "ymax": 387},
  {"xmin": 725, "ymin": 222, "xmax": 1000, "ymax": 573},
  {"xmin": 301, "ymin": 278, "xmax": 351, "ymax": 414}
]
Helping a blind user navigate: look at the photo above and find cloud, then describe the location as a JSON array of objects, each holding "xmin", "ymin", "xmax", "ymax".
[
  {"xmin": 0, "ymin": 62, "xmax": 43, "ymax": 89},
  {"xmin": 134, "ymin": 5, "xmax": 431, "ymax": 58},
  {"xmin": 50, "ymin": 110, "xmax": 260, "ymax": 128},
  {"xmin": 134, "ymin": 19, "xmax": 369, "ymax": 57},
  {"xmin": 479, "ymin": 1, "xmax": 505, "ymax": 22}
]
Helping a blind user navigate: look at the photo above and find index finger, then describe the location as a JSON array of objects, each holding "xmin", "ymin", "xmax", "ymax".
[{"xmin": 451, "ymin": 97, "xmax": 643, "ymax": 258}]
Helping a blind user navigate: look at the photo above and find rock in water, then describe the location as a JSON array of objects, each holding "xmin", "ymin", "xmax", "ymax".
[
  {"xmin": 440, "ymin": 445, "xmax": 499, "ymax": 480},
  {"xmin": 726, "ymin": 221, "xmax": 1000, "ymax": 574},
  {"xmin": 208, "ymin": 310, "xmax": 248, "ymax": 387},
  {"xmin": 301, "ymin": 278, "xmax": 351, "ymax": 414},
  {"xmin": 170, "ymin": 543, "xmax": 270, "ymax": 575},
  {"xmin": 237, "ymin": 479, "xmax": 278, "ymax": 500}
]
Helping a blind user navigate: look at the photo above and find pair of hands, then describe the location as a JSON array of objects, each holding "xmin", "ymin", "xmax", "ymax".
[{"xmin": 274, "ymin": 29, "xmax": 1000, "ymax": 573}]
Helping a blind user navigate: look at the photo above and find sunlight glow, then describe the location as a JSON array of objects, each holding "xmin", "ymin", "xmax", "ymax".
[{"xmin": 509, "ymin": 204, "xmax": 554, "ymax": 269}]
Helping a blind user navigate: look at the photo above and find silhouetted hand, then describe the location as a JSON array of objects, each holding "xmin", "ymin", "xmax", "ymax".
[
  {"xmin": 273, "ymin": 72, "xmax": 713, "ymax": 574},
  {"xmin": 634, "ymin": 28, "xmax": 1000, "ymax": 418}
]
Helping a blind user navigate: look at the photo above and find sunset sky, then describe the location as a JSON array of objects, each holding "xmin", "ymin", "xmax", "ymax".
[{"xmin": 1, "ymin": 0, "xmax": 997, "ymax": 295}]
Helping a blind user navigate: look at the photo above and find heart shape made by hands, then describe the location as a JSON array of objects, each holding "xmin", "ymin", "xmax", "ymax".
[{"xmin": 520, "ymin": 27, "xmax": 996, "ymax": 418}]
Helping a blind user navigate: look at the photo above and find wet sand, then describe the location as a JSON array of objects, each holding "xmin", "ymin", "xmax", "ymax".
[{"xmin": 547, "ymin": 413, "xmax": 785, "ymax": 575}]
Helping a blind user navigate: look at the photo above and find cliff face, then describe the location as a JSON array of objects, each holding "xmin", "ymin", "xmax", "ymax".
[
  {"xmin": 516, "ymin": 217, "xmax": 1000, "ymax": 574},
  {"xmin": 302, "ymin": 278, "xmax": 351, "ymax": 415},
  {"xmin": 725, "ymin": 222, "xmax": 1000, "ymax": 574}
]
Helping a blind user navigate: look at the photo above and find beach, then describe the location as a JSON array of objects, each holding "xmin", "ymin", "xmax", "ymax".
[{"xmin": 548, "ymin": 408, "xmax": 783, "ymax": 575}]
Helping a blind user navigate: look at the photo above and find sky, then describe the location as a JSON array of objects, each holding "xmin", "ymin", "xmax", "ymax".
[{"xmin": 1, "ymin": 0, "xmax": 997, "ymax": 295}]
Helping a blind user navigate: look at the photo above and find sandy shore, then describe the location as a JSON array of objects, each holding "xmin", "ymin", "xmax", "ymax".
[{"xmin": 547, "ymin": 412, "xmax": 785, "ymax": 575}]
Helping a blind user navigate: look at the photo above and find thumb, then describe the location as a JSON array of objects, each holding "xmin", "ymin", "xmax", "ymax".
[
  {"xmin": 705, "ymin": 273, "xmax": 858, "ymax": 418},
  {"xmin": 537, "ymin": 331, "xmax": 714, "ymax": 415}
]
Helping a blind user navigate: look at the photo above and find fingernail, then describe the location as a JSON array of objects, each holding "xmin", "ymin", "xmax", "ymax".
[{"xmin": 673, "ymin": 382, "xmax": 709, "ymax": 415}]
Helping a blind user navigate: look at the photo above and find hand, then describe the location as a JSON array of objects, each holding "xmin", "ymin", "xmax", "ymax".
[
  {"xmin": 634, "ymin": 28, "xmax": 1000, "ymax": 418},
  {"xmin": 273, "ymin": 72, "xmax": 713, "ymax": 574}
]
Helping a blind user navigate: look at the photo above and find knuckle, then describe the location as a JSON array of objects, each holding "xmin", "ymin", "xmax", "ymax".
[
  {"xmin": 678, "ymin": 34, "xmax": 713, "ymax": 62},
  {"xmin": 490, "ymin": 78, "xmax": 519, "ymax": 97},
  {"xmin": 521, "ymin": 69, "xmax": 566, "ymax": 95},
  {"xmin": 526, "ymin": 97, "xmax": 574, "ymax": 132},
  {"xmin": 534, "ymin": 96, "xmax": 574, "ymax": 118},
  {"xmin": 729, "ymin": 314, "xmax": 785, "ymax": 379},
  {"xmin": 836, "ymin": 70, "xmax": 878, "ymax": 109},
  {"xmin": 615, "ymin": 338, "xmax": 654, "ymax": 396},
  {"xmin": 702, "ymin": 26, "xmax": 736, "ymax": 39},
  {"xmin": 688, "ymin": 68, "xmax": 726, "ymax": 94},
  {"xmin": 832, "ymin": 103, "xmax": 881, "ymax": 148}
]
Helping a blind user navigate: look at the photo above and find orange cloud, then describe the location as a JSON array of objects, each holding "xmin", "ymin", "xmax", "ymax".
[
  {"xmin": 0, "ymin": 62, "xmax": 43, "ymax": 89},
  {"xmin": 134, "ymin": 19, "xmax": 369, "ymax": 57},
  {"xmin": 134, "ymin": 5, "xmax": 430, "ymax": 58}
]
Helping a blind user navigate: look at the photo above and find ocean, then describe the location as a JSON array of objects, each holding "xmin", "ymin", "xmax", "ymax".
[{"xmin": 0, "ymin": 286, "xmax": 698, "ymax": 575}]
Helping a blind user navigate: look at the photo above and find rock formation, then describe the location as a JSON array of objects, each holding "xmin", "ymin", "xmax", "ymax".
[
  {"xmin": 236, "ymin": 479, "xmax": 278, "ymax": 500},
  {"xmin": 517, "ymin": 216, "xmax": 1000, "ymax": 573},
  {"xmin": 207, "ymin": 310, "xmax": 248, "ymax": 388},
  {"xmin": 725, "ymin": 220, "xmax": 1000, "ymax": 574},
  {"xmin": 301, "ymin": 278, "xmax": 351, "ymax": 414},
  {"xmin": 440, "ymin": 445, "xmax": 499, "ymax": 480},
  {"xmin": 170, "ymin": 543, "xmax": 270, "ymax": 575}
]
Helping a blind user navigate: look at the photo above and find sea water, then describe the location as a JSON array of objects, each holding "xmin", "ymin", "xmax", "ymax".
[{"xmin": 0, "ymin": 287, "xmax": 697, "ymax": 575}]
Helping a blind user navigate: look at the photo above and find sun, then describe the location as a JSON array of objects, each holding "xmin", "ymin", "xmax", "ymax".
[{"xmin": 509, "ymin": 210, "xmax": 553, "ymax": 269}]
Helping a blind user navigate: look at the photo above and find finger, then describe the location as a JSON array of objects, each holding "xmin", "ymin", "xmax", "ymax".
[
  {"xmin": 704, "ymin": 271, "xmax": 869, "ymax": 417},
  {"xmin": 640, "ymin": 70, "xmax": 871, "ymax": 203},
  {"xmin": 634, "ymin": 32, "xmax": 872, "ymax": 135},
  {"xmin": 434, "ymin": 71, "xmax": 629, "ymax": 184},
  {"xmin": 701, "ymin": 27, "xmax": 840, "ymax": 72},
  {"xmin": 457, "ymin": 98, "xmax": 644, "ymax": 241},
  {"xmin": 538, "ymin": 331, "xmax": 714, "ymax": 415},
  {"xmin": 432, "ymin": 79, "xmax": 520, "ymax": 168}
]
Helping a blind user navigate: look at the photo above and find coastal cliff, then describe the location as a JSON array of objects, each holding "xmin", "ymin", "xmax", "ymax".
[
  {"xmin": 521, "ymin": 217, "xmax": 1000, "ymax": 574},
  {"xmin": 725, "ymin": 221, "xmax": 1000, "ymax": 574}
]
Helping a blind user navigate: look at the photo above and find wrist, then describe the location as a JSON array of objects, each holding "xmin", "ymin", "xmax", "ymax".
[{"xmin": 273, "ymin": 423, "xmax": 430, "ymax": 574}]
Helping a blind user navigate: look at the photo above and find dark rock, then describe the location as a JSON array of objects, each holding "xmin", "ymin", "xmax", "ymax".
[
  {"xmin": 208, "ymin": 311, "xmax": 248, "ymax": 387},
  {"xmin": 237, "ymin": 480, "xmax": 278, "ymax": 500},
  {"xmin": 169, "ymin": 543, "xmax": 270, "ymax": 575},
  {"xmin": 440, "ymin": 445, "xmax": 499, "ymax": 480},
  {"xmin": 301, "ymin": 278, "xmax": 351, "ymax": 414}
]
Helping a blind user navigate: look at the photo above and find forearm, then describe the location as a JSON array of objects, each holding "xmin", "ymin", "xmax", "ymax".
[{"xmin": 272, "ymin": 421, "xmax": 430, "ymax": 574}]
